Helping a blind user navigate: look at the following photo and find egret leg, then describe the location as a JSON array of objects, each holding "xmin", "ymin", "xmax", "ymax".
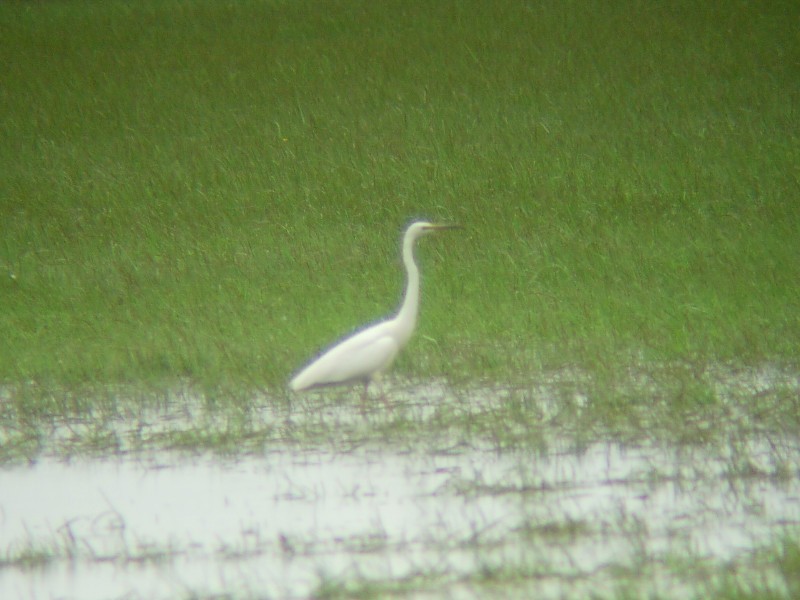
[
  {"xmin": 360, "ymin": 380, "xmax": 370, "ymax": 414},
  {"xmin": 376, "ymin": 378, "xmax": 392, "ymax": 413}
]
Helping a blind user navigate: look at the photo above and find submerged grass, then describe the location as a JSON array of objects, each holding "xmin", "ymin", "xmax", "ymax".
[
  {"xmin": 1, "ymin": 0, "xmax": 799, "ymax": 394},
  {"xmin": 706, "ymin": 535, "xmax": 800, "ymax": 600},
  {"xmin": 1, "ymin": 370, "xmax": 797, "ymax": 598},
  {"xmin": 1, "ymin": 363, "xmax": 796, "ymax": 464}
]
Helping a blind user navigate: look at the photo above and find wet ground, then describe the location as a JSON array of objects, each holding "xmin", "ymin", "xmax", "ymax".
[{"xmin": 1, "ymin": 366, "xmax": 798, "ymax": 598}]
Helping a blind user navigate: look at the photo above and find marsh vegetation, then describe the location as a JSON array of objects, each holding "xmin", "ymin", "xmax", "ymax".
[{"xmin": 1, "ymin": 1, "xmax": 799, "ymax": 597}]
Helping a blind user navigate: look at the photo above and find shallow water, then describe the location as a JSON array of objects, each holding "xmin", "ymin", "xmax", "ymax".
[
  {"xmin": 2, "ymin": 439, "xmax": 799, "ymax": 598},
  {"xmin": 1, "ymin": 369, "xmax": 799, "ymax": 598}
]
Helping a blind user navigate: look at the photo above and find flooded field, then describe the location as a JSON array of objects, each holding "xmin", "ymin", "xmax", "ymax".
[{"xmin": 1, "ymin": 365, "xmax": 799, "ymax": 598}]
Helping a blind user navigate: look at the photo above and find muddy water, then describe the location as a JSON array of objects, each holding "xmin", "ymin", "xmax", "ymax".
[{"xmin": 2, "ymin": 432, "xmax": 798, "ymax": 598}]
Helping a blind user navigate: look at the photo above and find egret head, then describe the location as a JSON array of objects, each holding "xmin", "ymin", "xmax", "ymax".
[{"xmin": 406, "ymin": 221, "xmax": 462, "ymax": 241}]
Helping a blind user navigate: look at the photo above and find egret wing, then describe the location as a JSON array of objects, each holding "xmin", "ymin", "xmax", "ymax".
[{"xmin": 290, "ymin": 322, "xmax": 399, "ymax": 390}]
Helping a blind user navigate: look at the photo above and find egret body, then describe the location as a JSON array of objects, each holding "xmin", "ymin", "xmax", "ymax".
[{"xmin": 290, "ymin": 221, "xmax": 458, "ymax": 394}]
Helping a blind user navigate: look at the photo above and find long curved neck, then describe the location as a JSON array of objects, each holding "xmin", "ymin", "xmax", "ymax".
[{"xmin": 395, "ymin": 231, "xmax": 420, "ymax": 332}]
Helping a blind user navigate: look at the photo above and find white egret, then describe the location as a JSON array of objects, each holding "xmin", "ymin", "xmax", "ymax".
[{"xmin": 290, "ymin": 221, "xmax": 459, "ymax": 396}]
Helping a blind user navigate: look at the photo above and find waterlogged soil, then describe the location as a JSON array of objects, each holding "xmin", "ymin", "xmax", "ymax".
[{"xmin": 1, "ymin": 366, "xmax": 798, "ymax": 599}]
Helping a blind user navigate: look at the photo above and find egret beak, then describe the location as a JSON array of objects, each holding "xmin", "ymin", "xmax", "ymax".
[{"xmin": 425, "ymin": 223, "xmax": 462, "ymax": 231}]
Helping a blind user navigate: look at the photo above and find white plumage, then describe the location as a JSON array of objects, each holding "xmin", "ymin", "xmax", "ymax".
[{"xmin": 290, "ymin": 221, "xmax": 458, "ymax": 394}]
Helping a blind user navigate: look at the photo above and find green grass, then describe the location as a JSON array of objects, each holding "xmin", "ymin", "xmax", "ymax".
[{"xmin": 1, "ymin": 0, "xmax": 799, "ymax": 393}]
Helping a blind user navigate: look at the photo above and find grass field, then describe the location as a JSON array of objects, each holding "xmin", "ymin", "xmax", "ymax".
[
  {"xmin": 1, "ymin": 1, "xmax": 799, "ymax": 597},
  {"xmin": 2, "ymin": 0, "xmax": 798, "ymax": 391}
]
